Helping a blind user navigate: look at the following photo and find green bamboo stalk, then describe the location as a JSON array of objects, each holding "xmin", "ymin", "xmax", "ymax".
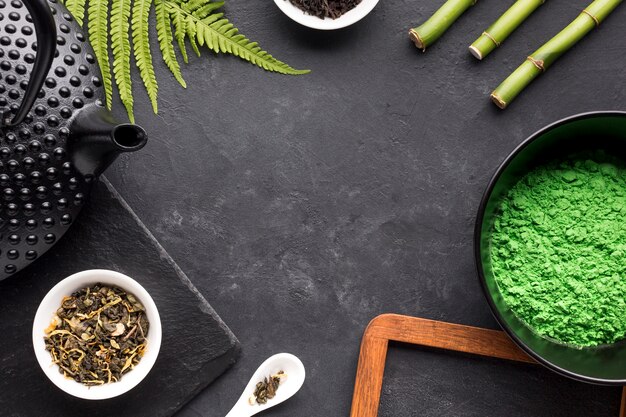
[
  {"xmin": 469, "ymin": 0, "xmax": 545, "ymax": 60},
  {"xmin": 409, "ymin": 0, "xmax": 477, "ymax": 52},
  {"xmin": 491, "ymin": 0, "xmax": 622, "ymax": 109}
]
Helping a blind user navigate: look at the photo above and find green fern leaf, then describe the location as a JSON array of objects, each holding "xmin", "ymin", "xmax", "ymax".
[
  {"xmin": 88, "ymin": 0, "xmax": 113, "ymax": 108},
  {"xmin": 170, "ymin": 7, "xmax": 188, "ymax": 63},
  {"xmin": 77, "ymin": 0, "xmax": 308, "ymax": 120},
  {"xmin": 185, "ymin": 15, "xmax": 202, "ymax": 57},
  {"xmin": 65, "ymin": 0, "xmax": 87, "ymax": 25},
  {"xmin": 184, "ymin": 0, "xmax": 222, "ymax": 16},
  {"xmin": 132, "ymin": 0, "xmax": 159, "ymax": 113},
  {"xmin": 181, "ymin": 0, "xmax": 213, "ymax": 13},
  {"xmin": 111, "ymin": 0, "xmax": 134, "ymax": 122},
  {"xmin": 168, "ymin": 1, "xmax": 309, "ymax": 75},
  {"xmin": 155, "ymin": 0, "xmax": 186, "ymax": 88}
]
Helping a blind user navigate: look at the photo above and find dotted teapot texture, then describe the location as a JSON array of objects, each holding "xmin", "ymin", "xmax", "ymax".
[{"xmin": 0, "ymin": 0, "xmax": 146, "ymax": 278}]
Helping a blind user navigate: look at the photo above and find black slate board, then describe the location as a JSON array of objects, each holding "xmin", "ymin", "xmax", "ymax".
[{"xmin": 0, "ymin": 178, "xmax": 240, "ymax": 417}]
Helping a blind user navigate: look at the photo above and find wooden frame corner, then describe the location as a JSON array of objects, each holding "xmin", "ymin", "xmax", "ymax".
[{"xmin": 350, "ymin": 314, "xmax": 625, "ymax": 417}]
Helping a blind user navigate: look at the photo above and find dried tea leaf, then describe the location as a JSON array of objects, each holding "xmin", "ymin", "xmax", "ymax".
[
  {"xmin": 44, "ymin": 283, "xmax": 149, "ymax": 386},
  {"xmin": 251, "ymin": 370, "xmax": 285, "ymax": 405},
  {"xmin": 110, "ymin": 323, "xmax": 126, "ymax": 336},
  {"xmin": 45, "ymin": 315, "xmax": 61, "ymax": 334}
]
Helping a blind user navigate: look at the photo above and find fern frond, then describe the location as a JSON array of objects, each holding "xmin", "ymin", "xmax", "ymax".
[
  {"xmin": 166, "ymin": 0, "xmax": 309, "ymax": 75},
  {"xmin": 88, "ymin": 0, "xmax": 113, "ymax": 108},
  {"xmin": 170, "ymin": 7, "xmax": 189, "ymax": 63},
  {"xmin": 132, "ymin": 0, "xmax": 159, "ymax": 113},
  {"xmin": 155, "ymin": 0, "xmax": 187, "ymax": 88},
  {"xmin": 181, "ymin": 0, "xmax": 214, "ymax": 13},
  {"xmin": 65, "ymin": 0, "xmax": 87, "ymax": 25},
  {"xmin": 111, "ymin": 0, "xmax": 134, "ymax": 122},
  {"xmin": 77, "ymin": 0, "xmax": 308, "ymax": 120},
  {"xmin": 184, "ymin": 0, "xmax": 222, "ymax": 16},
  {"xmin": 185, "ymin": 15, "xmax": 201, "ymax": 57}
]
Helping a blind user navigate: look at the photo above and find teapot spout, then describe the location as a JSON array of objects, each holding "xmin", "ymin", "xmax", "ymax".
[{"xmin": 68, "ymin": 105, "xmax": 147, "ymax": 177}]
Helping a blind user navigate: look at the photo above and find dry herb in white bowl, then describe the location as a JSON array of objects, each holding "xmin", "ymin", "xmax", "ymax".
[
  {"xmin": 44, "ymin": 284, "xmax": 149, "ymax": 386},
  {"xmin": 33, "ymin": 269, "xmax": 161, "ymax": 400},
  {"xmin": 289, "ymin": 0, "xmax": 362, "ymax": 19},
  {"xmin": 274, "ymin": 0, "xmax": 379, "ymax": 30}
]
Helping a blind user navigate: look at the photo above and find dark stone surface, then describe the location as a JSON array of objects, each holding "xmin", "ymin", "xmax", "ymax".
[
  {"xmin": 0, "ymin": 179, "xmax": 239, "ymax": 417},
  {"xmin": 103, "ymin": 0, "xmax": 626, "ymax": 415},
  {"xmin": 380, "ymin": 344, "xmax": 618, "ymax": 417}
]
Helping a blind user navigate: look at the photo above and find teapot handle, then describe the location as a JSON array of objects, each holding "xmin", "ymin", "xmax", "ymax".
[{"xmin": 2, "ymin": 0, "xmax": 57, "ymax": 127}]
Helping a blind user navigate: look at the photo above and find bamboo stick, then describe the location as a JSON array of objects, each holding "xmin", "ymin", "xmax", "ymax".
[
  {"xmin": 469, "ymin": 0, "xmax": 545, "ymax": 60},
  {"xmin": 409, "ymin": 0, "xmax": 478, "ymax": 52},
  {"xmin": 491, "ymin": 0, "xmax": 622, "ymax": 109}
]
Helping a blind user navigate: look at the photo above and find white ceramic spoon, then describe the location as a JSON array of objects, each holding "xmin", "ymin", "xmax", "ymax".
[{"xmin": 225, "ymin": 353, "xmax": 306, "ymax": 417}]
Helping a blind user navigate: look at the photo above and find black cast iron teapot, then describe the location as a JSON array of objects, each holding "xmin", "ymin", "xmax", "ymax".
[{"xmin": 0, "ymin": 0, "xmax": 147, "ymax": 279}]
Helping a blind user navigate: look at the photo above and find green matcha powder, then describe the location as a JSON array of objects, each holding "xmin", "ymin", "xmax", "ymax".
[{"xmin": 490, "ymin": 152, "xmax": 626, "ymax": 347}]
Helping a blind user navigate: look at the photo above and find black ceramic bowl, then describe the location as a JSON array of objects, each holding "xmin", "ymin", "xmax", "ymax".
[{"xmin": 475, "ymin": 111, "xmax": 626, "ymax": 385}]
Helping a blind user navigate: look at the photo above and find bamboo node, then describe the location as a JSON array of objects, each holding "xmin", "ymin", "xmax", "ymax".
[
  {"xmin": 490, "ymin": 93, "xmax": 507, "ymax": 110},
  {"xmin": 408, "ymin": 29, "xmax": 426, "ymax": 52},
  {"xmin": 581, "ymin": 9, "xmax": 600, "ymax": 27},
  {"xmin": 468, "ymin": 45, "xmax": 483, "ymax": 60},
  {"xmin": 526, "ymin": 56, "xmax": 545, "ymax": 72},
  {"xmin": 482, "ymin": 31, "xmax": 501, "ymax": 47}
]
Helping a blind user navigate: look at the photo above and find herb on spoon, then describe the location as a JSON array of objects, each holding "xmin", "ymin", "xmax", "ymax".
[{"xmin": 249, "ymin": 371, "xmax": 287, "ymax": 405}]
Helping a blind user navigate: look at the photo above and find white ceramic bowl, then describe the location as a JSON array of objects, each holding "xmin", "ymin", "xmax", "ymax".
[
  {"xmin": 273, "ymin": 0, "xmax": 379, "ymax": 30},
  {"xmin": 32, "ymin": 269, "xmax": 162, "ymax": 400}
]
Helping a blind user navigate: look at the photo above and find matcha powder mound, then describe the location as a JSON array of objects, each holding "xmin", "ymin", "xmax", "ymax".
[{"xmin": 490, "ymin": 153, "xmax": 626, "ymax": 347}]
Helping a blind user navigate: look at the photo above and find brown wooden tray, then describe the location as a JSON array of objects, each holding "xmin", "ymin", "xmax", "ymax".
[{"xmin": 350, "ymin": 314, "xmax": 626, "ymax": 417}]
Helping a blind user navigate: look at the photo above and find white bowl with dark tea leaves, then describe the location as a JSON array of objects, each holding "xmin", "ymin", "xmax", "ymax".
[
  {"xmin": 32, "ymin": 269, "xmax": 162, "ymax": 400},
  {"xmin": 273, "ymin": 0, "xmax": 380, "ymax": 30}
]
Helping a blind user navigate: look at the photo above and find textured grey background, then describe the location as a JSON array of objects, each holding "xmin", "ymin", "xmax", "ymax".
[{"xmin": 104, "ymin": 0, "xmax": 626, "ymax": 415}]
